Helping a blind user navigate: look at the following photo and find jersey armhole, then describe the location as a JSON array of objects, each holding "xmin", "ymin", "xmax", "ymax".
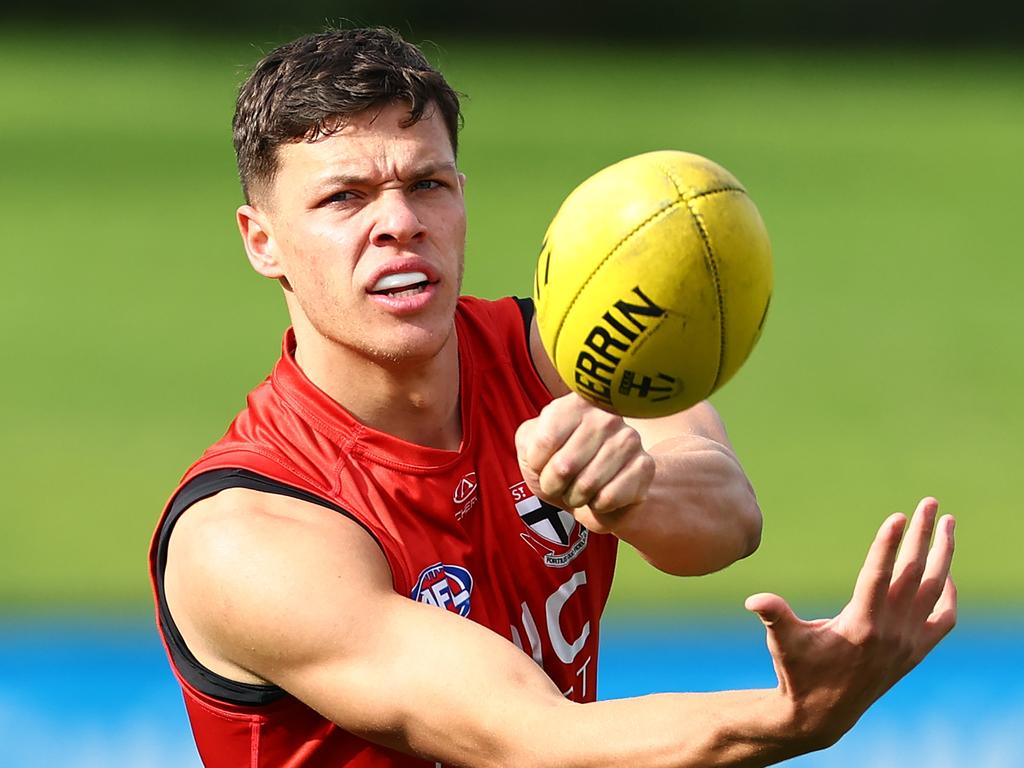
[
  {"xmin": 512, "ymin": 296, "xmax": 548, "ymax": 387},
  {"xmin": 155, "ymin": 468, "xmax": 382, "ymax": 707}
]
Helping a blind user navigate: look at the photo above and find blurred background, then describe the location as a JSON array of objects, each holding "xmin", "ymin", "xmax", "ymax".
[{"xmin": 1, "ymin": 2, "xmax": 1021, "ymax": 765}]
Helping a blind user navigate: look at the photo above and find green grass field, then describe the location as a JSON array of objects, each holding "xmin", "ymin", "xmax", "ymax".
[{"xmin": 1, "ymin": 29, "xmax": 1021, "ymax": 615}]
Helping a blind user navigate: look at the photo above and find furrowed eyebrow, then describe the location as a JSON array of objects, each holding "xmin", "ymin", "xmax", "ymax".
[
  {"xmin": 406, "ymin": 161, "xmax": 458, "ymax": 180},
  {"xmin": 314, "ymin": 172, "xmax": 375, "ymax": 189},
  {"xmin": 314, "ymin": 161, "xmax": 457, "ymax": 190}
]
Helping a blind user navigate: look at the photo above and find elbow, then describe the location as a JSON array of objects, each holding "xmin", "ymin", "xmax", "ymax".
[
  {"xmin": 737, "ymin": 495, "xmax": 763, "ymax": 561},
  {"xmin": 690, "ymin": 486, "xmax": 762, "ymax": 576},
  {"xmin": 721, "ymin": 453, "xmax": 762, "ymax": 563},
  {"xmin": 719, "ymin": 464, "xmax": 762, "ymax": 564},
  {"xmin": 646, "ymin": 493, "xmax": 762, "ymax": 578},
  {"xmin": 706, "ymin": 444, "xmax": 762, "ymax": 565},
  {"xmin": 698, "ymin": 494, "xmax": 762, "ymax": 575}
]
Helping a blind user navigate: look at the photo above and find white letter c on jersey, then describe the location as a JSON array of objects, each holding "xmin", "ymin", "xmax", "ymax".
[{"xmin": 545, "ymin": 571, "xmax": 590, "ymax": 664}]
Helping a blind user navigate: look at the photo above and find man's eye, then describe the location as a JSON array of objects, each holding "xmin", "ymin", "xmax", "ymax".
[
  {"xmin": 412, "ymin": 179, "xmax": 444, "ymax": 191},
  {"xmin": 323, "ymin": 190, "xmax": 357, "ymax": 205}
]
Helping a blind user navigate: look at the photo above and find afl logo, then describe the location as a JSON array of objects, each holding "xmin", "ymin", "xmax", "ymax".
[{"xmin": 410, "ymin": 563, "xmax": 474, "ymax": 616}]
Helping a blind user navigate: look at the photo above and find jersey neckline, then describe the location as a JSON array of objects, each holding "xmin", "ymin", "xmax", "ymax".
[{"xmin": 269, "ymin": 305, "xmax": 475, "ymax": 473}]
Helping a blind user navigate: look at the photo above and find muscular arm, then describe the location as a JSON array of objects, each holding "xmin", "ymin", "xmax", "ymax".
[
  {"xmin": 526, "ymin": 314, "xmax": 761, "ymax": 575},
  {"xmin": 621, "ymin": 403, "xmax": 762, "ymax": 575},
  {"xmin": 166, "ymin": 491, "xmax": 955, "ymax": 768}
]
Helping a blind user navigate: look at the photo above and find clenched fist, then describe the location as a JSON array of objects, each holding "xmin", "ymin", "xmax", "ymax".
[{"xmin": 515, "ymin": 393, "xmax": 655, "ymax": 534}]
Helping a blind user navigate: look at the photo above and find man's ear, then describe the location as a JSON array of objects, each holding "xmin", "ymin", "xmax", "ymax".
[{"xmin": 237, "ymin": 204, "xmax": 286, "ymax": 279}]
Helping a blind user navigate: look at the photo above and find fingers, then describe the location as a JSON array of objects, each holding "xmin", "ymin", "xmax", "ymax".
[
  {"xmin": 514, "ymin": 402, "xmax": 582, "ymax": 476},
  {"xmin": 849, "ymin": 513, "xmax": 907, "ymax": 617},
  {"xmin": 888, "ymin": 498, "xmax": 939, "ymax": 609},
  {"xmin": 518, "ymin": 394, "xmax": 650, "ymax": 514},
  {"xmin": 913, "ymin": 518, "xmax": 958, "ymax": 626},
  {"xmin": 584, "ymin": 451, "xmax": 654, "ymax": 514},
  {"xmin": 844, "ymin": 502, "xmax": 956, "ymax": 672},
  {"xmin": 571, "ymin": 454, "xmax": 655, "ymax": 533},
  {"xmin": 558, "ymin": 429, "xmax": 649, "ymax": 510},
  {"xmin": 913, "ymin": 511, "xmax": 956, "ymax": 630},
  {"xmin": 538, "ymin": 416, "xmax": 629, "ymax": 504},
  {"xmin": 748, "ymin": 502, "xmax": 956, "ymax": 738},
  {"xmin": 923, "ymin": 574, "xmax": 958, "ymax": 647}
]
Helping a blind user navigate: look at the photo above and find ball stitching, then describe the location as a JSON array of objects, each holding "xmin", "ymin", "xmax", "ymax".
[
  {"xmin": 681, "ymin": 194, "xmax": 728, "ymax": 392},
  {"xmin": 551, "ymin": 197, "xmax": 686, "ymax": 365},
  {"xmin": 657, "ymin": 167, "xmax": 747, "ymax": 394},
  {"xmin": 546, "ymin": 155, "xmax": 748, "ymax": 410}
]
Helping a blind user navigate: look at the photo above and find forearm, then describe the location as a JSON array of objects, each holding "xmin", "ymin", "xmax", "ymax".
[
  {"xmin": 514, "ymin": 395, "xmax": 760, "ymax": 574},
  {"xmin": 499, "ymin": 687, "xmax": 804, "ymax": 768},
  {"xmin": 612, "ymin": 435, "xmax": 762, "ymax": 575},
  {"xmin": 290, "ymin": 588, "xmax": 806, "ymax": 768}
]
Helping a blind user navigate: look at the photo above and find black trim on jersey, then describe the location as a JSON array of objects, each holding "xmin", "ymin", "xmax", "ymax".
[
  {"xmin": 513, "ymin": 295, "xmax": 534, "ymax": 340},
  {"xmin": 155, "ymin": 468, "xmax": 379, "ymax": 707},
  {"xmin": 513, "ymin": 296, "xmax": 548, "ymax": 386}
]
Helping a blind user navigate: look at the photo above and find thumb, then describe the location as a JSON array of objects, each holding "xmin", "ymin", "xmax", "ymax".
[
  {"xmin": 746, "ymin": 593, "xmax": 805, "ymax": 695},
  {"xmin": 745, "ymin": 592, "xmax": 800, "ymax": 639},
  {"xmin": 514, "ymin": 418, "xmax": 542, "ymax": 492},
  {"xmin": 514, "ymin": 417, "xmax": 536, "ymax": 463}
]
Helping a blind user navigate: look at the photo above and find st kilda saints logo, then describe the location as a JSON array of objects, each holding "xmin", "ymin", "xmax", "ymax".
[{"xmin": 510, "ymin": 480, "xmax": 588, "ymax": 568}]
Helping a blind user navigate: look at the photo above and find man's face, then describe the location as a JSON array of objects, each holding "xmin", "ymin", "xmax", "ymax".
[{"xmin": 244, "ymin": 102, "xmax": 467, "ymax": 366}]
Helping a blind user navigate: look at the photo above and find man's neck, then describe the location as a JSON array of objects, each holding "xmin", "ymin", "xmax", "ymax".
[{"xmin": 291, "ymin": 325, "xmax": 462, "ymax": 452}]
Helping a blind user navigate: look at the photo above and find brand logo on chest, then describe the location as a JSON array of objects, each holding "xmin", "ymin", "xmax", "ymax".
[
  {"xmin": 453, "ymin": 472, "xmax": 479, "ymax": 520},
  {"xmin": 509, "ymin": 480, "xmax": 588, "ymax": 568}
]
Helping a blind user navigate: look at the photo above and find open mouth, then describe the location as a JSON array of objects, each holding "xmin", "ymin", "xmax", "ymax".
[{"xmin": 368, "ymin": 271, "xmax": 432, "ymax": 298}]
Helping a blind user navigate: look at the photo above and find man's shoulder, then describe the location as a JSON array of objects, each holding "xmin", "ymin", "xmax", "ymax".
[
  {"xmin": 457, "ymin": 292, "xmax": 533, "ymax": 313},
  {"xmin": 456, "ymin": 294, "xmax": 553, "ymax": 407},
  {"xmin": 178, "ymin": 332, "xmax": 348, "ymax": 496},
  {"xmin": 456, "ymin": 294, "xmax": 532, "ymax": 350},
  {"xmin": 174, "ymin": 485, "xmax": 376, "ymax": 555},
  {"xmin": 162, "ymin": 481, "xmax": 393, "ymax": 679}
]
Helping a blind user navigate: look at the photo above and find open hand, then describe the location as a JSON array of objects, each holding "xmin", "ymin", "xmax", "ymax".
[{"xmin": 746, "ymin": 497, "xmax": 957, "ymax": 749}]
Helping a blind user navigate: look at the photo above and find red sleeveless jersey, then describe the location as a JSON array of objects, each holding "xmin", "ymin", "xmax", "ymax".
[{"xmin": 149, "ymin": 296, "xmax": 618, "ymax": 767}]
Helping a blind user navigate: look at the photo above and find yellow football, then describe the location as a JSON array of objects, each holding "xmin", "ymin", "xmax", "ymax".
[{"xmin": 534, "ymin": 150, "xmax": 773, "ymax": 418}]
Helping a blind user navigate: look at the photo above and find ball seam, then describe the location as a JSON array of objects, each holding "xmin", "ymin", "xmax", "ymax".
[
  {"xmin": 683, "ymin": 195, "xmax": 726, "ymax": 390},
  {"xmin": 552, "ymin": 198, "xmax": 686, "ymax": 365},
  {"xmin": 685, "ymin": 185, "xmax": 747, "ymax": 202},
  {"xmin": 658, "ymin": 169, "xmax": 746, "ymax": 393}
]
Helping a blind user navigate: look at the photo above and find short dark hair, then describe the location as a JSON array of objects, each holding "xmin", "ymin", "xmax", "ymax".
[{"xmin": 232, "ymin": 27, "xmax": 462, "ymax": 203}]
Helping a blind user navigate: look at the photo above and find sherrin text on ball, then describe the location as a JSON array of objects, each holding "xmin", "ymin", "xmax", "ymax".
[{"xmin": 534, "ymin": 150, "xmax": 773, "ymax": 418}]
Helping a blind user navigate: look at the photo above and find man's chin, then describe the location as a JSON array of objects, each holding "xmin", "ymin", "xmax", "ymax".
[{"xmin": 363, "ymin": 322, "xmax": 457, "ymax": 368}]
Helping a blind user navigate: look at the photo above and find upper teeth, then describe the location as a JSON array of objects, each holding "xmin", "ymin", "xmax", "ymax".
[{"xmin": 373, "ymin": 272, "xmax": 428, "ymax": 292}]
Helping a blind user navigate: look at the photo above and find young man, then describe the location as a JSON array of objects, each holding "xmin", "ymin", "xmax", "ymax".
[{"xmin": 150, "ymin": 27, "xmax": 956, "ymax": 768}]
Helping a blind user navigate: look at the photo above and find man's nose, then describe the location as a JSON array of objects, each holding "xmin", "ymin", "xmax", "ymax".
[{"xmin": 369, "ymin": 191, "xmax": 426, "ymax": 247}]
